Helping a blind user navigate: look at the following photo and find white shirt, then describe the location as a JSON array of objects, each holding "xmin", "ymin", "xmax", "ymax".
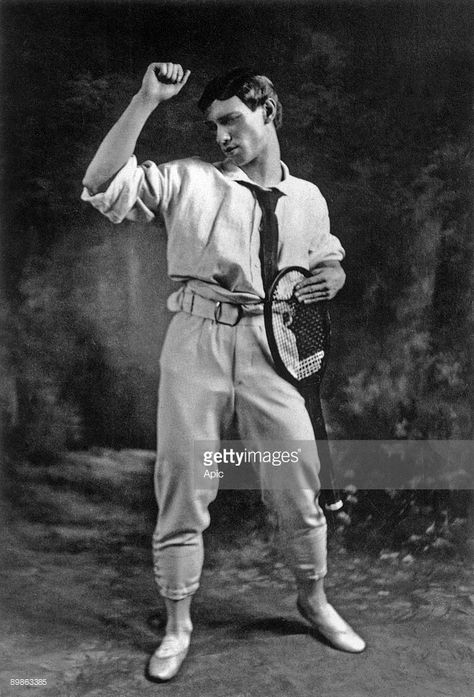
[{"xmin": 81, "ymin": 156, "xmax": 345, "ymax": 305}]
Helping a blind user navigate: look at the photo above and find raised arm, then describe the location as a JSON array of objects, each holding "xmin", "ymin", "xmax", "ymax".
[{"xmin": 82, "ymin": 62, "xmax": 190, "ymax": 194}]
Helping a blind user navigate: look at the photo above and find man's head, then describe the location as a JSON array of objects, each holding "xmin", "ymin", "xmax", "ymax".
[
  {"xmin": 198, "ymin": 68, "xmax": 282, "ymax": 166},
  {"xmin": 198, "ymin": 67, "xmax": 282, "ymax": 130}
]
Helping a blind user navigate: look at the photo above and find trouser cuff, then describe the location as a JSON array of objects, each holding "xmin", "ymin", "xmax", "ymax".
[{"xmin": 157, "ymin": 581, "xmax": 200, "ymax": 601}]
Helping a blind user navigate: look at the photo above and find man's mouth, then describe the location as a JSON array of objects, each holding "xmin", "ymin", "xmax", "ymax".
[{"xmin": 224, "ymin": 145, "xmax": 238, "ymax": 155}]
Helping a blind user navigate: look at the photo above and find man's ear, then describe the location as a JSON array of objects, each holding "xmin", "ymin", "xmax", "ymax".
[{"xmin": 263, "ymin": 98, "xmax": 277, "ymax": 124}]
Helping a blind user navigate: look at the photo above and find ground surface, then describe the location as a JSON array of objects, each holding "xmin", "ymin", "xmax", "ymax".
[{"xmin": 1, "ymin": 451, "xmax": 473, "ymax": 697}]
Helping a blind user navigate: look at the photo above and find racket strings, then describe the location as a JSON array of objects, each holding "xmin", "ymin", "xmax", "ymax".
[{"xmin": 270, "ymin": 271, "xmax": 328, "ymax": 380}]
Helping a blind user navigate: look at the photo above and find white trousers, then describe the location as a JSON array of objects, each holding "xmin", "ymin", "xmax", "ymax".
[{"xmin": 152, "ymin": 311, "xmax": 327, "ymax": 600}]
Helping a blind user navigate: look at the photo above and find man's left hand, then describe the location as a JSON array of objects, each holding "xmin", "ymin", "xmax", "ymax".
[{"xmin": 294, "ymin": 262, "xmax": 346, "ymax": 303}]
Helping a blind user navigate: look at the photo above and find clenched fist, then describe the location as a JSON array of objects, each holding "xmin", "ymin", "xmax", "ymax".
[{"xmin": 138, "ymin": 62, "xmax": 191, "ymax": 106}]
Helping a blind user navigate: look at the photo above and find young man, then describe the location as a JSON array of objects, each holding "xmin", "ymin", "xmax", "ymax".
[{"xmin": 82, "ymin": 62, "xmax": 365, "ymax": 681}]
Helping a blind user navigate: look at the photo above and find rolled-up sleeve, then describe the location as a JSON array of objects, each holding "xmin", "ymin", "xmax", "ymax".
[
  {"xmin": 308, "ymin": 192, "xmax": 345, "ymax": 268},
  {"xmin": 80, "ymin": 156, "xmax": 164, "ymax": 224}
]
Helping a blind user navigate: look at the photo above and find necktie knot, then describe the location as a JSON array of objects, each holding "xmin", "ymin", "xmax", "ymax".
[
  {"xmin": 239, "ymin": 182, "xmax": 282, "ymax": 210},
  {"xmin": 253, "ymin": 187, "xmax": 282, "ymax": 214}
]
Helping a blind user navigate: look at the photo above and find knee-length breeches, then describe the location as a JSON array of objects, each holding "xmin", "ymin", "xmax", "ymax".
[{"xmin": 152, "ymin": 311, "xmax": 327, "ymax": 600}]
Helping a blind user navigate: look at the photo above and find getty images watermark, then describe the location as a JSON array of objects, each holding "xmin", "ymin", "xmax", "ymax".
[
  {"xmin": 203, "ymin": 446, "xmax": 303, "ymax": 470},
  {"xmin": 193, "ymin": 440, "xmax": 474, "ymax": 490},
  {"xmin": 195, "ymin": 441, "xmax": 318, "ymax": 490}
]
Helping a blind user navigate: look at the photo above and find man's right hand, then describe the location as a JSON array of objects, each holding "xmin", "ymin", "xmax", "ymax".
[
  {"xmin": 82, "ymin": 63, "xmax": 190, "ymax": 194},
  {"xmin": 138, "ymin": 62, "xmax": 191, "ymax": 106}
]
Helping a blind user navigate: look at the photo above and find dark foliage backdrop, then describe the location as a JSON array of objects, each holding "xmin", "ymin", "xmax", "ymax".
[{"xmin": 1, "ymin": 1, "xmax": 472, "ymax": 548}]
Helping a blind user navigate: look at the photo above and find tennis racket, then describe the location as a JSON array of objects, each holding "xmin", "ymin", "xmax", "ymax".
[{"xmin": 264, "ymin": 266, "xmax": 343, "ymax": 511}]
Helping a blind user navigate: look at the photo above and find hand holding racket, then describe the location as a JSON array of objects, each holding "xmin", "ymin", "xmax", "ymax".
[{"xmin": 264, "ymin": 266, "xmax": 343, "ymax": 511}]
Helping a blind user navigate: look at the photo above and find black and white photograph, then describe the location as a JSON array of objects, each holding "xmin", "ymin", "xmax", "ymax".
[{"xmin": 1, "ymin": 1, "xmax": 473, "ymax": 695}]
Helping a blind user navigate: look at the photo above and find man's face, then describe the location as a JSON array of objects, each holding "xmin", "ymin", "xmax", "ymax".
[{"xmin": 204, "ymin": 96, "xmax": 269, "ymax": 167}]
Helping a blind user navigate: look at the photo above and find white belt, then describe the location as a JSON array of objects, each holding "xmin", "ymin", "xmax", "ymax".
[{"xmin": 179, "ymin": 289, "xmax": 263, "ymax": 326}]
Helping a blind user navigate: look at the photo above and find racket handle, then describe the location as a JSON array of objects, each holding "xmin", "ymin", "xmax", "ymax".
[
  {"xmin": 301, "ymin": 388, "xmax": 343, "ymax": 512},
  {"xmin": 319, "ymin": 457, "xmax": 344, "ymax": 511},
  {"xmin": 308, "ymin": 408, "xmax": 344, "ymax": 511}
]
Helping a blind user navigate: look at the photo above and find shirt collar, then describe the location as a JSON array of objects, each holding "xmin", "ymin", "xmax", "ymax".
[{"xmin": 216, "ymin": 159, "xmax": 291, "ymax": 195}]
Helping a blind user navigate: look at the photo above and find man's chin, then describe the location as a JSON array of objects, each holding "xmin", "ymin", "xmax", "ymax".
[{"xmin": 226, "ymin": 152, "xmax": 247, "ymax": 166}]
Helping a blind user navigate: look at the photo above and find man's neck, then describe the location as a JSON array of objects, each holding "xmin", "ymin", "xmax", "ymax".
[{"xmin": 239, "ymin": 133, "xmax": 282, "ymax": 188}]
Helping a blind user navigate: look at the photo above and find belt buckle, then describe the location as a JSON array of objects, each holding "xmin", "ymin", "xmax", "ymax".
[{"xmin": 214, "ymin": 301, "xmax": 243, "ymax": 326}]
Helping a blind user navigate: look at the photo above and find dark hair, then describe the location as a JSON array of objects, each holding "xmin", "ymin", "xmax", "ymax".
[{"xmin": 198, "ymin": 67, "xmax": 283, "ymax": 129}]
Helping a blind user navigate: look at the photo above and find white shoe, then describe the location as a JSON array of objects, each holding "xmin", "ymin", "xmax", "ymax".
[
  {"xmin": 297, "ymin": 598, "xmax": 366, "ymax": 653},
  {"xmin": 147, "ymin": 633, "xmax": 191, "ymax": 681}
]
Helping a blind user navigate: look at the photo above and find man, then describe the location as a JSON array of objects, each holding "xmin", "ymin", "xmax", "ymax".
[{"xmin": 82, "ymin": 62, "xmax": 365, "ymax": 682}]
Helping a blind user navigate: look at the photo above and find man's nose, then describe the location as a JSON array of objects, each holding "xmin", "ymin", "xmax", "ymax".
[{"xmin": 216, "ymin": 125, "xmax": 230, "ymax": 145}]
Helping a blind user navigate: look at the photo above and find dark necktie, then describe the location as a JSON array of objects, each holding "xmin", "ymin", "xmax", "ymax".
[{"xmin": 239, "ymin": 183, "xmax": 283, "ymax": 295}]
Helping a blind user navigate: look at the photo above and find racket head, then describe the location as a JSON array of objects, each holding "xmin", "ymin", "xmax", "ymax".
[{"xmin": 264, "ymin": 266, "xmax": 331, "ymax": 388}]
